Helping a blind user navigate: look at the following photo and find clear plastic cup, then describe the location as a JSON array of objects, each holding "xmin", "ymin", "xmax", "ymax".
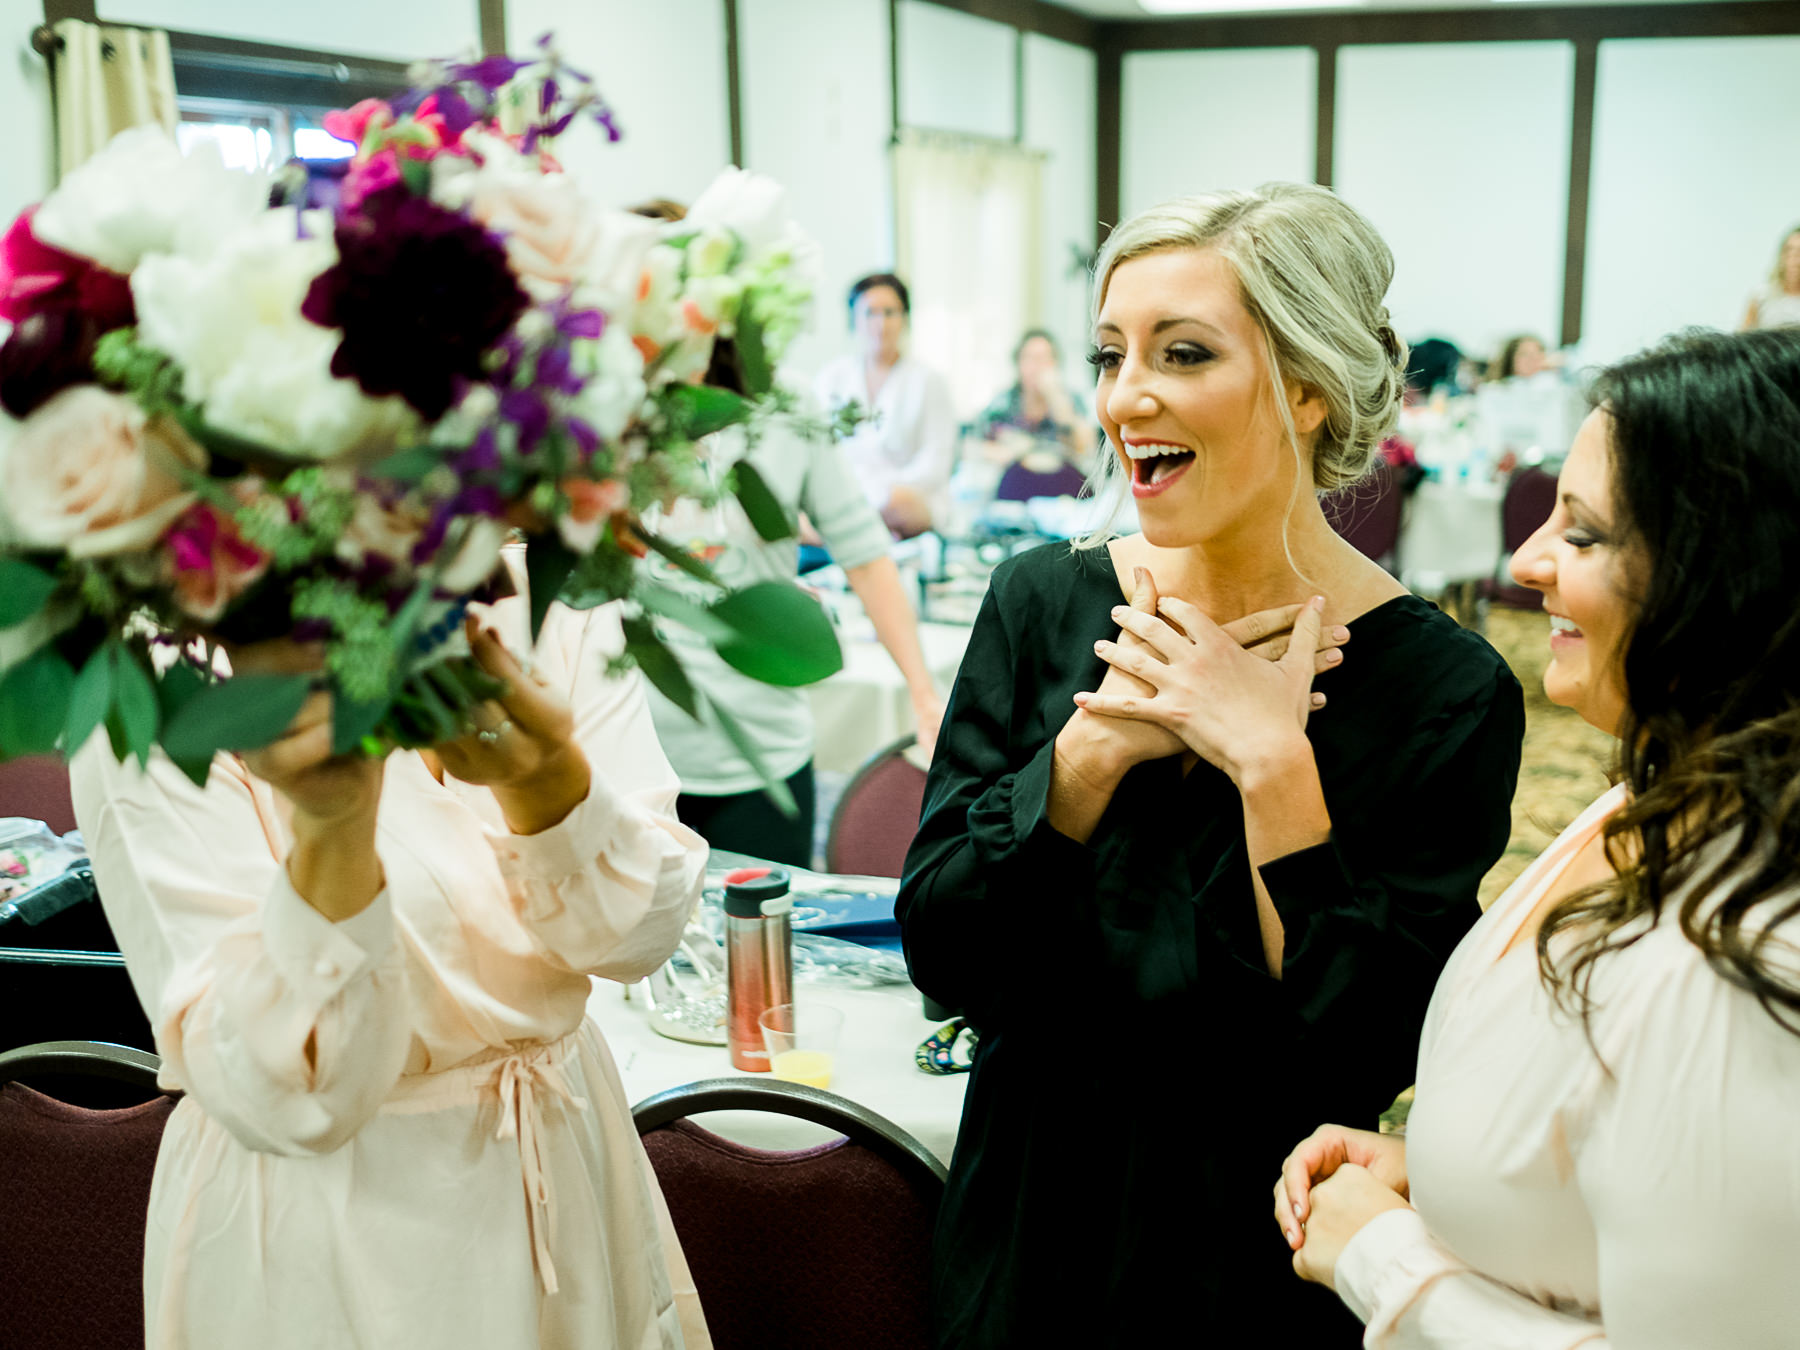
[{"xmin": 758, "ymin": 1002, "xmax": 845, "ymax": 1089}]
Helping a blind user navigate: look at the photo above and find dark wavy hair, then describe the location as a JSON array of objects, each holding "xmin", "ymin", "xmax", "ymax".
[{"xmin": 1538, "ymin": 326, "xmax": 1800, "ymax": 1038}]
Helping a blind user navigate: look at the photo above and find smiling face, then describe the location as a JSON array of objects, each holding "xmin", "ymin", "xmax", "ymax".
[
  {"xmin": 1509, "ymin": 408, "xmax": 1643, "ymax": 735},
  {"xmin": 1092, "ymin": 247, "xmax": 1322, "ymax": 549},
  {"xmin": 853, "ymin": 284, "xmax": 906, "ymax": 364}
]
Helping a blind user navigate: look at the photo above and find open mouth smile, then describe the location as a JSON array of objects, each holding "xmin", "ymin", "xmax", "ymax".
[{"xmin": 1128, "ymin": 443, "xmax": 1196, "ymax": 497}]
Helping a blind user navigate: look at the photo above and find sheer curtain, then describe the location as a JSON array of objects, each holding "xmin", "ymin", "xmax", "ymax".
[
  {"xmin": 49, "ymin": 19, "xmax": 178, "ymax": 179},
  {"xmin": 893, "ymin": 129, "xmax": 1044, "ymax": 420}
]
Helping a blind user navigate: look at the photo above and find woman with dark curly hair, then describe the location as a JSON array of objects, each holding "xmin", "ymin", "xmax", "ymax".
[{"xmin": 1276, "ymin": 325, "xmax": 1800, "ymax": 1348}]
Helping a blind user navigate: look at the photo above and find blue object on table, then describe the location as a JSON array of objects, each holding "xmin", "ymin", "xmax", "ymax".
[{"xmin": 790, "ymin": 888, "xmax": 901, "ymax": 944}]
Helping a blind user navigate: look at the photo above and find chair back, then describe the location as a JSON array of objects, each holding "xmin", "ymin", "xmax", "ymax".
[
  {"xmin": 1323, "ymin": 461, "xmax": 1404, "ymax": 570},
  {"xmin": 634, "ymin": 1078, "xmax": 943, "ymax": 1350},
  {"xmin": 1490, "ymin": 465, "xmax": 1559, "ymax": 608},
  {"xmin": 0, "ymin": 1041, "xmax": 173, "ymax": 1350},
  {"xmin": 824, "ymin": 736, "xmax": 928, "ymax": 878},
  {"xmin": 0, "ymin": 754, "xmax": 78, "ymax": 835},
  {"xmin": 995, "ymin": 458, "xmax": 1087, "ymax": 502}
]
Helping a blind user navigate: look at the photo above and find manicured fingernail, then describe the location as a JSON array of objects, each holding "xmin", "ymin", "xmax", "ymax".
[
  {"xmin": 1326, "ymin": 649, "xmax": 1342, "ymax": 663},
  {"xmin": 1287, "ymin": 1228, "xmax": 1298, "ymax": 1244},
  {"xmin": 1312, "ymin": 595, "xmax": 1325, "ymax": 610},
  {"xmin": 1111, "ymin": 606, "xmax": 1126, "ymax": 618},
  {"xmin": 1332, "ymin": 626, "xmax": 1350, "ymax": 641},
  {"xmin": 1094, "ymin": 640, "xmax": 1108, "ymax": 653},
  {"xmin": 1073, "ymin": 693, "xmax": 1089, "ymax": 705}
]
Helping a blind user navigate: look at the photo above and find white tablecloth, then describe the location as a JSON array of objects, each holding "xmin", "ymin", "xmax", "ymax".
[
  {"xmin": 586, "ymin": 977, "xmax": 969, "ymax": 1163},
  {"xmin": 1399, "ymin": 477, "xmax": 1506, "ymax": 590},
  {"xmin": 807, "ymin": 621, "xmax": 974, "ymax": 775}
]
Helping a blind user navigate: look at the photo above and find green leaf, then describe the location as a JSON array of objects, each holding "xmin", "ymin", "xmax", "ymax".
[
  {"xmin": 63, "ymin": 644, "xmax": 115, "ymax": 758},
  {"xmin": 730, "ymin": 460, "xmax": 793, "ymax": 543},
  {"xmin": 526, "ymin": 534, "xmax": 579, "ymax": 642},
  {"xmin": 366, "ymin": 444, "xmax": 451, "ymax": 483},
  {"xmin": 635, "ymin": 581, "xmax": 734, "ymax": 643},
  {"xmin": 710, "ymin": 582, "xmax": 843, "ymax": 687},
  {"xmin": 111, "ymin": 646, "xmax": 161, "ymax": 769},
  {"xmin": 400, "ymin": 156, "xmax": 431, "ymax": 196},
  {"xmin": 702, "ymin": 692, "xmax": 796, "ymax": 818},
  {"xmin": 0, "ymin": 648, "xmax": 76, "ymax": 758},
  {"xmin": 330, "ymin": 686, "xmax": 392, "ymax": 758},
  {"xmin": 637, "ymin": 528, "xmax": 722, "ymax": 588},
  {"xmin": 161, "ymin": 674, "xmax": 312, "ymax": 761},
  {"xmin": 153, "ymin": 662, "xmax": 214, "ymax": 786},
  {"xmin": 0, "ymin": 559, "xmax": 61, "ymax": 629},
  {"xmin": 735, "ymin": 310, "xmax": 772, "ymax": 398},
  {"xmin": 665, "ymin": 383, "xmax": 751, "ymax": 440},
  {"xmin": 621, "ymin": 615, "xmax": 701, "ymax": 720},
  {"xmin": 385, "ymin": 575, "xmax": 438, "ymax": 676}
]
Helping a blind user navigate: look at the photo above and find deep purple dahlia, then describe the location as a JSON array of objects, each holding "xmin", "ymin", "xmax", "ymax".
[{"xmin": 302, "ymin": 186, "xmax": 528, "ymax": 421}]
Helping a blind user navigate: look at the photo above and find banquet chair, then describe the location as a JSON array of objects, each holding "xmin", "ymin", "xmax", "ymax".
[
  {"xmin": 0, "ymin": 1040, "xmax": 174, "ymax": 1350},
  {"xmin": 633, "ymin": 1077, "xmax": 945, "ymax": 1350},
  {"xmin": 1482, "ymin": 465, "xmax": 1559, "ymax": 609},
  {"xmin": 0, "ymin": 753, "xmax": 79, "ymax": 835},
  {"xmin": 824, "ymin": 735, "xmax": 928, "ymax": 878},
  {"xmin": 1322, "ymin": 460, "xmax": 1404, "ymax": 572},
  {"xmin": 995, "ymin": 457, "xmax": 1088, "ymax": 502}
]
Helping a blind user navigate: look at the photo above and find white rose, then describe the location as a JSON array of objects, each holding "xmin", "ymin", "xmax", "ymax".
[
  {"xmin": 685, "ymin": 228, "xmax": 735, "ymax": 279},
  {"xmin": 132, "ymin": 212, "xmax": 414, "ymax": 460},
  {"xmin": 0, "ymin": 386, "xmax": 205, "ymax": 557},
  {"xmin": 571, "ymin": 323, "xmax": 648, "ymax": 441},
  {"xmin": 684, "ymin": 168, "xmax": 789, "ymax": 260},
  {"xmin": 33, "ymin": 126, "xmax": 270, "ymax": 273}
]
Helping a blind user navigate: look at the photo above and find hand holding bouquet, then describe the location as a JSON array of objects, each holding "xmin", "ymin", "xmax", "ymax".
[{"xmin": 0, "ymin": 37, "xmax": 840, "ymax": 797}]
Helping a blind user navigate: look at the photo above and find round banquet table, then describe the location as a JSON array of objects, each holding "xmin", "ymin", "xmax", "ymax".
[
  {"xmin": 1399, "ymin": 476, "xmax": 1506, "ymax": 592},
  {"xmin": 806, "ymin": 619, "xmax": 974, "ymax": 774},
  {"xmin": 586, "ymin": 975, "xmax": 969, "ymax": 1164}
]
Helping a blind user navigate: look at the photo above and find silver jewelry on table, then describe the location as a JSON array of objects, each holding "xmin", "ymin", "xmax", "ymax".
[{"xmin": 476, "ymin": 718, "xmax": 513, "ymax": 744}]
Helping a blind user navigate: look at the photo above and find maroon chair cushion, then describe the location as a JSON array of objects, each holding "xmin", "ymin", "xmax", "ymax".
[
  {"xmin": 642, "ymin": 1119, "xmax": 935, "ymax": 1350},
  {"xmin": 0, "ymin": 755, "xmax": 78, "ymax": 835},
  {"xmin": 995, "ymin": 459, "xmax": 1087, "ymax": 502},
  {"xmin": 0, "ymin": 1082, "xmax": 174, "ymax": 1350},
  {"xmin": 825, "ymin": 752, "xmax": 928, "ymax": 879},
  {"xmin": 1323, "ymin": 462, "xmax": 1404, "ymax": 570},
  {"xmin": 1488, "ymin": 465, "xmax": 1559, "ymax": 608}
]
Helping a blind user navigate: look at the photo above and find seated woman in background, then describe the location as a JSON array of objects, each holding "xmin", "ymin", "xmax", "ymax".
[
  {"xmin": 814, "ymin": 273, "xmax": 958, "ymax": 538},
  {"xmin": 897, "ymin": 182, "xmax": 1524, "ymax": 1348},
  {"xmin": 1277, "ymin": 326, "xmax": 1800, "ymax": 1349},
  {"xmin": 1487, "ymin": 332, "xmax": 1553, "ymax": 382},
  {"xmin": 1741, "ymin": 223, "xmax": 1800, "ymax": 330},
  {"xmin": 971, "ymin": 328, "xmax": 1088, "ymax": 465}
]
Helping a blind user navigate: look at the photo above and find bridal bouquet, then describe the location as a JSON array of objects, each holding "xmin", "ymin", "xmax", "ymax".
[{"xmin": 0, "ymin": 40, "xmax": 839, "ymax": 792}]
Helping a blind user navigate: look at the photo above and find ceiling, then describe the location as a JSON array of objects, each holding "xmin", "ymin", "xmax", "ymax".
[{"xmin": 1047, "ymin": 0, "xmax": 1734, "ymax": 16}]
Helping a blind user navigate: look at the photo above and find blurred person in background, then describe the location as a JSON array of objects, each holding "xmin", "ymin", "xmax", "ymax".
[
  {"xmin": 814, "ymin": 273, "xmax": 958, "ymax": 539},
  {"xmin": 633, "ymin": 205, "xmax": 942, "ymax": 865},
  {"xmin": 1741, "ymin": 224, "xmax": 1800, "ymax": 330},
  {"xmin": 1487, "ymin": 332, "xmax": 1554, "ymax": 382},
  {"xmin": 970, "ymin": 328, "xmax": 1089, "ymax": 466}
]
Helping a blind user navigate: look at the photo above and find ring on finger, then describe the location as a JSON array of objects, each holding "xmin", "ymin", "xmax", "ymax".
[{"xmin": 476, "ymin": 718, "xmax": 513, "ymax": 745}]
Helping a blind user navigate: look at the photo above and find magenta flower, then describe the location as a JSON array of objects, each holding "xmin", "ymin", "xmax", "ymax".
[{"xmin": 0, "ymin": 207, "xmax": 134, "ymax": 328}]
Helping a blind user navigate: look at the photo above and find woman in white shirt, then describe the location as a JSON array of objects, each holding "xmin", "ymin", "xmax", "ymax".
[
  {"xmin": 1271, "ymin": 325, "xmax": 1800, "ymax": 1348},
  {"xmin": 1741, "ymin": 225, "xmax": 1800, "ymax": 330},
  {"xmin": 813, "ymin": 273, "xmax": 958, "ymax": 538}
]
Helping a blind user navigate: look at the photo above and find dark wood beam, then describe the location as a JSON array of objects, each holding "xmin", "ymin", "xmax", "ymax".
[
  {"xmin": 1096, "ymin": 34, "xmax": 1121, "ymax": 247},
  {"xmin": 1313, "ymin": 43, "xmax": 1336, "ymax": 187},
  {"xmin": 723, "ymin": 0, "xmax": 743, "ymax": 165},
  {"xmin": 478, "ymin": 0, "xmax": 506, "ymax": 57},
  {"xmin": 914, "ymin": 0, "xmax": 1099, "ymax": 48},
  {"xmin": 1098, "ymin": 1, "xmax": 1800, "ymax": 50},
  {"xmin": 1560, "ymin": 38, "xmax": 1598, "ymax": 347},
  {"xmin": 40, "ymin": 0, "xmax": 96, "ymax": 24},
  {"xmin": 889, "ymin": 0, "xmax": 902, "ymax": 142}
]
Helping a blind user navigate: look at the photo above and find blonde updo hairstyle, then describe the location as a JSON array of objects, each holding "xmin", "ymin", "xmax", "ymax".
[{"xmin": 1078, "ymin": 183, "xmax": 1408, "ymax": 543}]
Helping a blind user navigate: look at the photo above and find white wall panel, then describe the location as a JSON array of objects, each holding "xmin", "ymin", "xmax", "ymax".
[
  {"xmin": 1121, "ymin": 47, "xmax": 1314, "ymax": 216},
  {"xmin": 897, "ymin": 0, "xmax": 1014, "ymax": 141},
  {"xmin": 1, "ymin": 23, "xmax": 54, "ymax": 222},
  {"xmin": 741, "ymin": 0, "xmax": 893, "ymax": 383},
  {"xmin": 507, "ymin": 0, "xmax": 729, "ymax": 223},
  {"xmin": 1336, "ymin": 42, "xmax": 1572, "ymax": 357},
  {"xmin": 1024, "ymin": 32, "xmax": 1098, "ymax": 392},
  {"xmin": 100, "ymin": 0, "xmax": 477, "ymax": 62},
  {"xmin": 1581, "ymin": 36, "xmax": 1800, "ymax": 365}
]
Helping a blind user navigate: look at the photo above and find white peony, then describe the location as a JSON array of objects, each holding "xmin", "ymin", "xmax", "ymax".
[
  {"xmin": 32, "ymin": 127, "xmax": 270, "ymax": 273},
  {"xmin": 132, "ymin": 211, "xmax": 414, "ymax": 460},
  {"xmin": 570, "ymin": 322, "xmax": 648, "ymax": 442},
  {"xmin": 685, "ymin": 167, "xmax": 822, "ymax": 290}
]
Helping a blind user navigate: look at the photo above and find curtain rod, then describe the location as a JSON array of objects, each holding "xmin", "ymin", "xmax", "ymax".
[{"xmin": 30, "ymin": 22, "xmax": 402, "ymax": 84}]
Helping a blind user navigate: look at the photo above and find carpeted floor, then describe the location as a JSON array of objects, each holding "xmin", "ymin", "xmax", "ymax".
[{"xmin": 1473, "ymin": 606, "xmax": 1615, "ymax": 907}]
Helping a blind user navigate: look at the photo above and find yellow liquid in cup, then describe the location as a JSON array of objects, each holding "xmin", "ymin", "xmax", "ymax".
[{"xmin": 770, "ymin": 1049, "xmax": 833, "ymax": 1089}]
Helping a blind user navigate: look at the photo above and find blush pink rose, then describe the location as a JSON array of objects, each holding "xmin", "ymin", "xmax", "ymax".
[
  {"xmin": 165, "ymin": 501, "xmax": 270, "ymax": 623},
  {"xmin": 2, "ymin": 385, "xmax": 207, "ymax": 557},
  {"xmin": 556, "ymin": 476, "xmax": 629, "ymax": 554}
]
